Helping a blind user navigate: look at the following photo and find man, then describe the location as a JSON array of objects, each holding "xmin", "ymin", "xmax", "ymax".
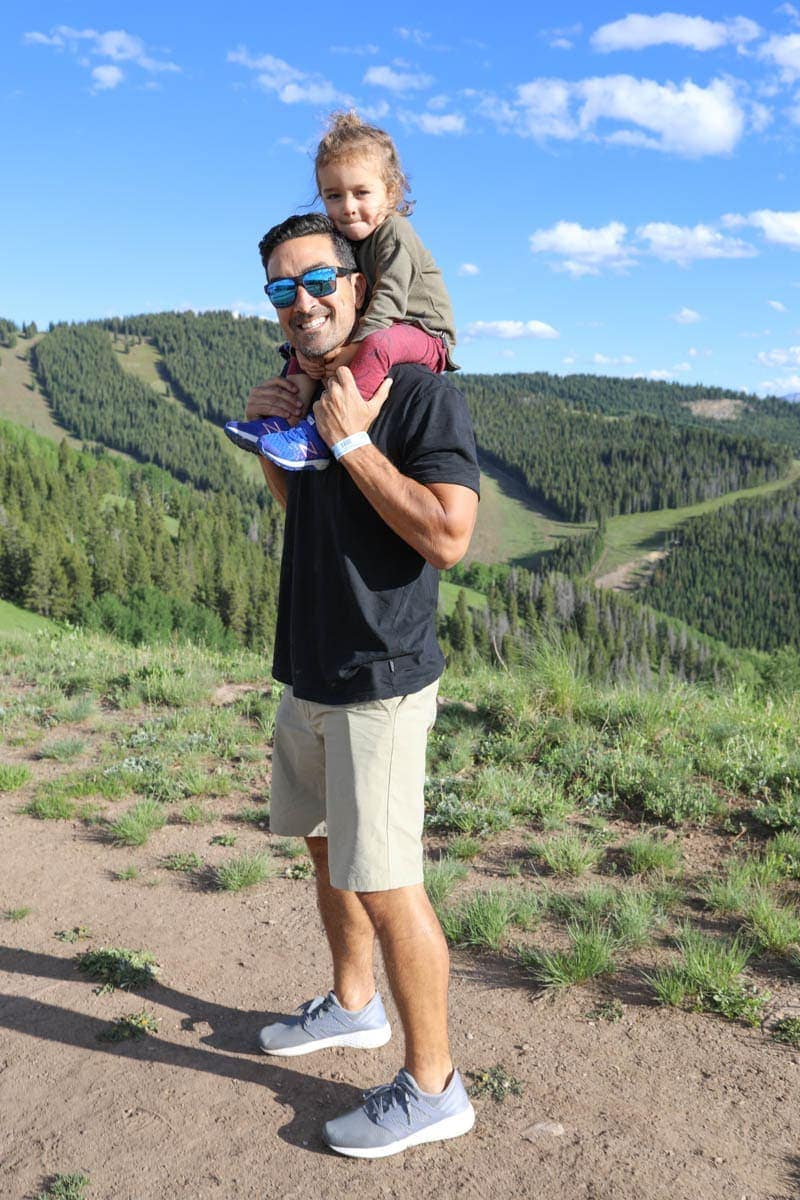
[{"xmin": 245, "ymin": 213, "xmax": 480, "ymax": 1159}]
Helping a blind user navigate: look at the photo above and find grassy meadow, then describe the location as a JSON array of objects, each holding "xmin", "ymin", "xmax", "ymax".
[{"xmin": 2, "ymin": 621, "xmax": 799, "ymax": 1036}]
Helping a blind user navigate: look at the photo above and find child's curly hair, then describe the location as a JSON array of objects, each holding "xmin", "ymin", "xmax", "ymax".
[{"xmin": 315, "ymin": 110, "xmax": 414, "ymax": 216}]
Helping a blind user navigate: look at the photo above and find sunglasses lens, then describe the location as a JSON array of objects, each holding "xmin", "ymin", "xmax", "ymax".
[
  {"xmin": 302, "ymin": 267, "xmax": 337, "ymax": 298},
  {"xmin": 266, "ymin": 280, "xmax": 297, "ymax": 308}
]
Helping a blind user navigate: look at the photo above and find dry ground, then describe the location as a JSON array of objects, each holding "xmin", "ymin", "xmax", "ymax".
[{"xmin": 2, "ymin": 757, "xmax": 799, "ymax": 1200}]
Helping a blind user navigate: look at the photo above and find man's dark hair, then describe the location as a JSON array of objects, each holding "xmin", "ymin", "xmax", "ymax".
[{"xmin": 258, "ymin": 213, "xmax": 357, "ymax": 277}]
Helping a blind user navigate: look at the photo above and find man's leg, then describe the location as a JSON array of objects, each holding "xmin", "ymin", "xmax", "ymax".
[
  {"xmin": 358, "ymin": 883, "xmax": 452, "ymax": 1094},
  {"xmin": 305, "ymin": 835, "xmax": 376, "ymax": 1012}
]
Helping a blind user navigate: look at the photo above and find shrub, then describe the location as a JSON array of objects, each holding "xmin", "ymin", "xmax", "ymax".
[
  {"xmin": 212, "ymin": 852, "xmax": 275, "ymax": 892},
  {"xmin": 106, "ymin": 799, "xmax": 167, "ymax": 847},
  {"xmin": 75, "ymin": 947, "xmax": 159, "ymax": 994}
]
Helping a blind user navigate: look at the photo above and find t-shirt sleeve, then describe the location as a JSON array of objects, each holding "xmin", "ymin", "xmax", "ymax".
[
  {"xmin": 394, "ymin": 380, "xmax": 481, "ymax": 496},
  {"xmin": 353, "ymin": 223, "xmax": 414, "ymax": 340}
]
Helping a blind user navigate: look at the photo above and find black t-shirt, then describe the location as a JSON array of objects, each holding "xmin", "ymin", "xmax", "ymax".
[{"xmin": 272, "ymin": 364, "xmax": 480, "ymax": 704}]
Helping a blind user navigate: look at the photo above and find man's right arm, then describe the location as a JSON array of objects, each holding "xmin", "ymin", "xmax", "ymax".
[{"xmin": 244, "ymin": 376, "xmax": 304, "ymax": 509}]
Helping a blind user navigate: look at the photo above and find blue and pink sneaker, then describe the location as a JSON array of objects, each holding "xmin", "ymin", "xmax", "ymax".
[
  {"xmin": 224, "ymin": 416, "xmax": 290, "ymax": 454},
  {"xmin": 258, "ymin": 413, "xmax": 331, "ymax": 472}
]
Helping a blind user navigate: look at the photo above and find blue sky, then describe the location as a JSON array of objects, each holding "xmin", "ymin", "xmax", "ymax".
[{"xmin": 3, "ymin": 2, "xmax": 800, "ymax": 396}]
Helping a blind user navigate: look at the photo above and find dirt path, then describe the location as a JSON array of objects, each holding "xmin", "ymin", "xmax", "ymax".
[
  {"xmin": 595, "ymin": 550, "xmax": 668, "ymax": 592},
  {"xmin": 2, "ymin": 797, "xmax": 799, "ymax": 1200}
]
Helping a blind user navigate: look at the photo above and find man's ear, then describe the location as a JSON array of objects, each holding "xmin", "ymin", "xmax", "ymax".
[{"xmin": 352, "ymin": 271, "xmax": 367, "ymax": 309}]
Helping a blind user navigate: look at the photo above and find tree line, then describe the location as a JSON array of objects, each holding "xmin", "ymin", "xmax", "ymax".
[
  {"xmin": 99, "ymin": 311, "xmax": 286, "ymax": 426},
  {"xmin": 0, "ymin": 422, "xmax": 283, "ymax": 650},
  {"xmin": 462, "ymin": 394, "xmax": 789, "ymax": 522},
  {"xmin": 641, "ymin": 482, "xmax": 800, "ymax": 652}
]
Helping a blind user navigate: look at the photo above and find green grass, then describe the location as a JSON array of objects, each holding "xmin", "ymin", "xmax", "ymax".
[
  {"xmin": 4, "ymin": 905, "xmax": 32, "ymax": 921},
  {"xmin": 113, "ymin": 864, "xmax": 139, "ymax": 881},
  {"xmin": 464, "ymin": 458, "xmax": 589, "ymax": 569},
  {"xmin": 0, "ymin": 762, "xmax": 31, "ymax": 790},
  {"xmin": 0, "ymin": 597, "xmax": 58, "ymax": 636},
  {"xmin": 234, "ymin": 805, "xmax": 271, "ymax": 828},
  {"xmin": 528, "ymin": 832, "xmax": 603, "ymax": 877},
  {"xmin": 520, "ymin": 922, "xmax": 617, "ymax": 987},
  {"xmin": 25, "ymin": 791, "xmax": 76, "ymax": 820},
  {"xmin": 771, "ymin": 1016, "xmax": 800, "ymax": 1048},
  {"xmin": 438, "ymin": 580, "xmax": 488, "ymax": 616},
  {"xmin": 593, "ymin": 458, "xmax": 800, "ymax": 582},
  {"xmin": 423, "ymin": 856, "xmax": 469, "ymax": 913},
  {"xmin": 648, "ymin": 925, "xmax": 765, "ymax": 1025},
  {"xmin": 467, "ymin": 1064, "xmax": 524, "ymax": 1103},
  {"xmin": 106, "ymin": 799, "xmax": 167, "ymax": 846},
  {"xmin": 624, "ymin": 833, "xmax": 683, "ymax": 876},
  {"xmin": 161, "ymin": 851, "xmax": 204, "ymax": 873},
  {"xmin": 97, "ymin": 1010, "xmax": 159, "ymax": 1042},
  {"xmin": 742, "ymin": 893, "xmax": 800, "ymax": 956},
  {"xmin": 38, "ymin": 737, "xmax": 86, "ymax": 762},
  {"xmin": 178, "ymin": 802, "xmax": 213, "ymax": 825},
  {"xmin": 35, "ymin": 1173, "xmax": 91, "ymax": 1200},
  {"xmin": 75, "ymin": 947, "xmax": 159, "ymax": 994},
  {"xmin": 441, "ymin": 889, "xmax": 514, "ymax": 951},
  {"xmin": 449, "ymin": 835, "xmax": 483, "ymax": 861},
  {"xmin": 212, "ymin": 852, "xmax": 276, "ymax": 892}
]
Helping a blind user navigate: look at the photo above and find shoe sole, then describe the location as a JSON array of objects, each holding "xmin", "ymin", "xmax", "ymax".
[
  {"xmin": 324, "ymin": 1103, "xmax": 476, "ymax": 1159},
  {"xmin": 224, "ymin": 429, "xmax": 261, "ymax": 454},
  {"xmin": 259, "ymin": 448, "xmax": 330, "ymax": 471},
  {"xmin": 259, "ymin": 1021, "xmax": 391, "ymax": 1057}
]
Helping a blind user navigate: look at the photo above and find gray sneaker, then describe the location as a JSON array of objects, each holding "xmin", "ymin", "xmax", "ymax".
[
  {"xmin": 322, "ymin": 1067, "xmax": 475, "ymax": 1158},
  {"xmin": 258, "ymin": 991, "xmax": 391, "ymax": 1057}
]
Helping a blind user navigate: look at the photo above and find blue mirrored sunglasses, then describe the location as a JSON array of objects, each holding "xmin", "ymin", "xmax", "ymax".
[{"xmin": 264, "ymin": 266, "xmax": 354, "ymax": 309}]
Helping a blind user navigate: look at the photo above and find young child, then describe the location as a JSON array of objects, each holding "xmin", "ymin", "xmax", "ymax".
[{"xmin": 225, "ymin": 111, "xmax": 457, "ymax": 470}]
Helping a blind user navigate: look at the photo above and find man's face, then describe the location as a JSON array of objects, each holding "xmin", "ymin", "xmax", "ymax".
[{"xmin": 266, "ymin": 233, "xmax": 365, "ymax": 360}]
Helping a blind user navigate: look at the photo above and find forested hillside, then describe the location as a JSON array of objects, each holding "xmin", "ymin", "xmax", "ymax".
[
  {"xmin": 641, "ymin": 482, "xmax": 800, "ymax": 652},
  {"xmin": 461, "ymin": 371, "xmax": 800, "ymax": 454},
  {"xmin": 99, "ymin": 311, "xmax": 286, "ymax": 425},
  {"xmin": 0, "ymin": 421, "xmax": 282, "ymax": 649},
  {"xmin": 31, "ymin": 326, "xmax": 260, "ymax": 498},
  {"xmin": 463, "ymin": 396, "xmax": 789, "ymax": 522}
]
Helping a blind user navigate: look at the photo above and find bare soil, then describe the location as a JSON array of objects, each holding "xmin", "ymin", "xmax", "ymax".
[
  {"xmin": 595, "ymin": 550, "xmax": 668, "ymax": 592},
  {"xmin": 2, "ymin": 749, "xmax": 800, "ymax": 1199},
  {"xmin": 682, "ymin": 398, "xmax": 748, "ymax": 421}
]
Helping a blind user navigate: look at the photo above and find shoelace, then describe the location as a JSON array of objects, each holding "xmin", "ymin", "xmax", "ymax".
[
  {"xmin": 299, "ymin": 993, "xmax": 334, "ymax": 1030},
  {"xmin": 362, "ymin": 1076, "xmax": 416, "ymax": 1125}
]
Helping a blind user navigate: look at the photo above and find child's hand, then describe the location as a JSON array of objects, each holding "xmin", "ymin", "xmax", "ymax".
[
  {"xmin": 322, "ymin": 343, "xmax": 360, "ymax": 379},
  {"xmin": 245, "ymin": 377, "xmax": 305, "ymax": 423},
  {"xmin": 294, "ymin": 349, "xmax": 326, "ymax": 381}
]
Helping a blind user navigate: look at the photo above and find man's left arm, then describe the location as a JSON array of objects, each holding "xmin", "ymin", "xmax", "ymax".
[{"xmin": 314, "ymin": 367, "xmax": 478, "ymax": 571}]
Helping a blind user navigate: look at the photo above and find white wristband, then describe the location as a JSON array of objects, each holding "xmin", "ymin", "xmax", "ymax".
[{"xmin": 331, "ymin": 431, "xmax": 371, "ymax": 461}]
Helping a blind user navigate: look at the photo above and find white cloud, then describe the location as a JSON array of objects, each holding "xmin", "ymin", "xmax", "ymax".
[
  {"xmin": 228, "ymin": 48, "xmax": 352, "ymax": 106},
  {"xmin": 529, "ymin": 220, "xmax": 634, "ymax": 276},
  {"xmin": 591, "ymin": 14, "xmax": 761, "ymax": 53},
  {"xmin": 395, "ymin": 27, "xmax": 431, "ymax": 46},
  {"xmin": 562, "ymin": 354, "xmax": 578, "ymax": 365},
  {"xmin": 23, "ymin": 24, "xmax": 180, "ymax": 82},
  {"xmin": 739, "ymin": 209, "xmax": 800, "ymax": 249},
  {"xmin": 776, "ymin": 4, "xmax": 800, "ymax": 24},
  {"xmin": 463, "ymin": 320, "xmax": 560, "ymax": 340},
  {"xmin": 400, "ymin": 110, "xmax": 465, "ymax": 134},
  {"xmin": 637, "ymin": 221, "xmax": 757, "ymax": 264},
  {"xmin": 330, "ymin": 43, "xmax": 380, "ymax": 55},
  {"xmin": 671, "ymin": 306, "xmax": 702, "ymax": 323},
  {"xmin": 540, "ymin": 23, "xmax": 583, "ymax": 50},
  {"xmin": 759, "ymin": 33, "xmax": 800, "ymax": 81},
  {"xmin": 757, "ymin": 345, "xmax": 800, "ymax": 365},
  {"xmin": 458, "ymin": 263, "xmax": 480, "ymax": 276},
  {"xmin": 592, "ymin": 353, "xmax": 636, "ymax": 365},
  {"xmin": 91, "ymin": 65, "xmax": 123, "ymax": 91},
  {"xmin": 488, "ymin": 74, "xmax": 747, "ymax": 157},
  {"xmin": 769, "ymin": 299, "xmax": 789, "ymax": 311},
  {"xmin": 758, "ymin": 372, "xmax": 800, "ymax": 394},
  {"xmin": 364, "ymin": 65, "xmax": 433, "ymax": 93},
  {"xmin": 648, "ymin": 369, "xmax": 673, "ymax": 380}
]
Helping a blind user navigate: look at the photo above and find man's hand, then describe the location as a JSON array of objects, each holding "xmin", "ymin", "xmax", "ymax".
[
  {"xmin": 313, "ymin": 367, "xmax": 393, "ymax": 448},
  {"xmin": 245, "ymin": 376, "xmax": 306, "ymax": 424}
]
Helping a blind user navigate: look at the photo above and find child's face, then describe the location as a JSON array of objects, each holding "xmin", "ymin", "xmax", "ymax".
[{"xmin": 318, "ymin": 154, "xmax": 395, "ymax": 243}]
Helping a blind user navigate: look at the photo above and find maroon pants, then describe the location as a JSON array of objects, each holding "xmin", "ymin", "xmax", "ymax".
[{"xmin": 288, "ymin": 323, "xmax": 448, "ymax": 399}]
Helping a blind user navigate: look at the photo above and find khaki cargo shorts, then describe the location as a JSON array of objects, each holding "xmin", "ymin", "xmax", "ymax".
[{"xmin": 269, "ymin": 680, "xmax": 439, "ymax": 892}]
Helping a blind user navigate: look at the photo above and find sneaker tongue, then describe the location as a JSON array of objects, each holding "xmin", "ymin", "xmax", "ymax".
[{"xmin": 395, "ymin": 1068, "xmax": 420, "ymax": 1095}]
